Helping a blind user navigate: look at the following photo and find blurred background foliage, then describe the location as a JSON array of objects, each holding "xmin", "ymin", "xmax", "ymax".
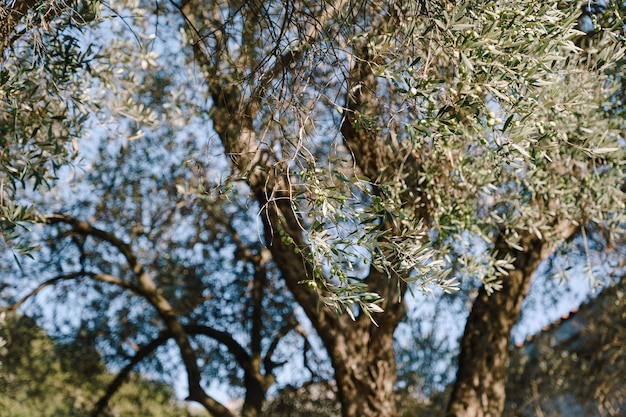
[{"xmin": 0, "ymin": 313, "xmax": 206, "ymax": 417}]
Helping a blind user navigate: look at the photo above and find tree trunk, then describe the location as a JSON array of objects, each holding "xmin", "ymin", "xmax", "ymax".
[
  {"xmin": 183, "ymin": 3, "xmax": 410, "ymax": 415},
  {"xmin": 447, "ymin": 235, "xmax": 549, "ymax": 417},
  {"xmin": 241, "ymin": 364, "xmax": 267, "ymax": 417},
  {"xmin": 330, "ymin": 320, "xmax": 400, "ymax": 417},
  {"xmin": 315, "ymin": 260, "xmax": 406, "ymax": 417},
  {"xmin": 257, "ymin": 189, "xmax": 406, "ymax": 417}
]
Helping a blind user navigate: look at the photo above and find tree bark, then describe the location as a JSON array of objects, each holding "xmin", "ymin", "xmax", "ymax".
[
  {"xmin": 328, "ymin": 268, "xmax": 406, "ymax": 417},
  {"xmin": 330, "ymin": 29, "xmax": 412, "ymax": 417},
  {"xmin": 447, "ymin": 244, "xmax": 541, "ymax": 417},
  {"xmin": 331, "ymin": 325, "xmax": 398, "ymax": 416},
  {"xmin": 254, "ymin": 184, "xmax": 406, "ymax": 417},
  {"xmin": 447, "ymin": 225, "xmax": 576, "ymax": 417}
]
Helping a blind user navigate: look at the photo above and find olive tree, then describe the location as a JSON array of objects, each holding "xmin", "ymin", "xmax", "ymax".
[
  {"xmin": 173, "ymin": 0, "xmax": 625, "ymax": 415},
  {"xmin": 2, "ymin": 1, "xmax": 625, "ymax": 417}
]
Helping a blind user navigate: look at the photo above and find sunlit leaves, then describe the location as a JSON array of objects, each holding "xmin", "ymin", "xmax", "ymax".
[
  {"xmin": 3, "ymin": 0, "xmax": 625, "ymax": 319},
  {"xmin": 286, "ymin": 0, "xmax": 626, "ymax": 305}
]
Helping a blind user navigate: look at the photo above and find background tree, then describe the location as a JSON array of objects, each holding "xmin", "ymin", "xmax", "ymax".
[
  {"xmin": 2, "ymin": 123, "xmax": 308, "ymax": 417},
  {"xmin": 506, "ymin": 275, "xmax": 626, "ymax": 417},
  {"xmin": 0, "ymin": 314, "xmax": 204, "ymax": 417}
]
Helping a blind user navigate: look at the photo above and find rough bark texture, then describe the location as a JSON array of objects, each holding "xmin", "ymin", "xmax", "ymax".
[
  {"xmin": 447, "ymin": 238, "xmax": 544, "ymax": 417},
  {"xmin": 447, "ymin": 223, "xmax": 577, "ymax": 417},
  {"xmin": 252, "ymin": 172, "xmax": 406, "ymax": 417},
  {"xmin": 333, "ymin": 36, "xmax": 409, "ymax": 417},
  {"xmin": 328, "ymin": 277, "xmax": 406, "ymax": 417}
]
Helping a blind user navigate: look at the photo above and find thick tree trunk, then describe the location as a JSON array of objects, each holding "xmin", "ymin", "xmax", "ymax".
[
  {"xmin": 447, "ymin": 235, "xmax": 554, "ymax": 417},
  {"xmin": 320, "ymin": 261, "xmax": 406, "ymax": 417},
  {"xmin": 257, "ymin": 188, "xmax": 406, "ymax": 417},
  {"xmin": 330, "ymin": 321, "xmax": 400, "ymax": 417}
]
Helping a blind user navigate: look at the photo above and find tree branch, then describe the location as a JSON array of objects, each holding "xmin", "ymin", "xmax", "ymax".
[
  {"xmin": 92, "ymin": 321, "xmax": 281, "ymax": 417},
  {"xmin": 178, "ymin": 0, "xmax": 346, "ymax": 336},
  {"xmin": 252, "ymin": 0, "xmax": 350, "ymax": 97},
  {"xmin": 45, "ymin": 213, "xmax": 145, "ymax": 277},
  {"xmin": 263, "ymin": 316, "xmax": 298, "ymax": 374},
  {"xmin": 0, "ymin": 269, "xmax": 145, "ymax": 314},
  {"xmin": 0, "ymin": 272, "xmax": 84, "ymax": 313},
  {"xmin": 185, "ymin": 324, "xmax": 250, "ymax": 367},
  {"xmin": 289, "ymin": 319, "xmax": 320, "ymax": 379},
  {"xmin": 91, "ymin": 332, "xmax": 171, "ymax": 417},
  {"xmin": 44, "ymin": 213, "xmax": 222, "ymax": 415}
]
